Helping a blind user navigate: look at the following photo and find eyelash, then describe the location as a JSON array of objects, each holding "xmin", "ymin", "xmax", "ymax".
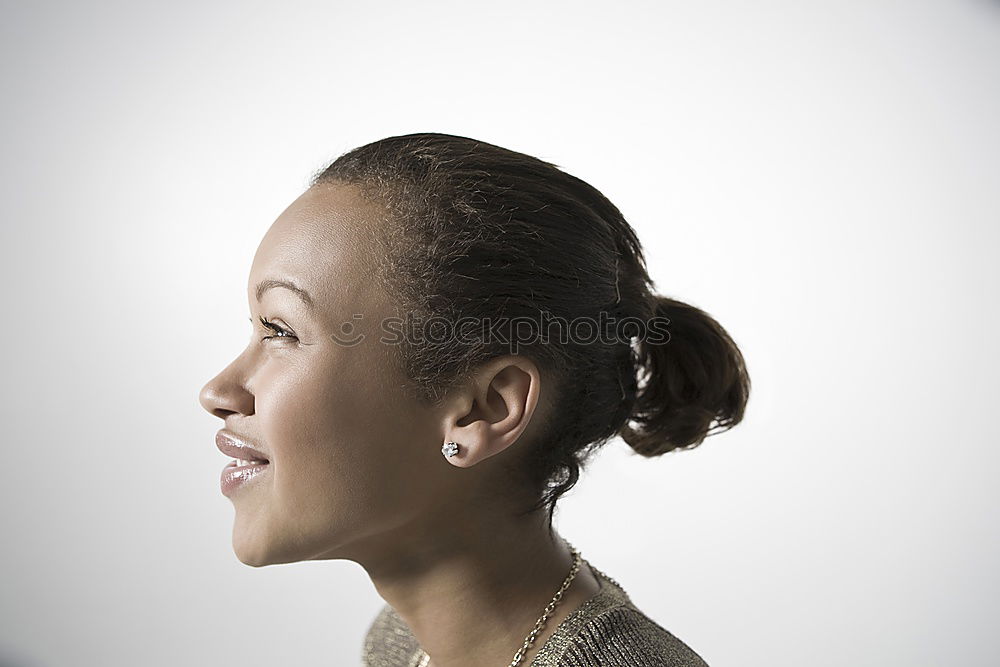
[{"xmin": 252, "ymin": 316, "xmax": 298, "ymax": 342}]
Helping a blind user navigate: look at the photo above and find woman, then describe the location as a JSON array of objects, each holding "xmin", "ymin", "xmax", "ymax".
[{"xmin": 199, "ymin": 133, "xmax": 750, "ymax": 667}]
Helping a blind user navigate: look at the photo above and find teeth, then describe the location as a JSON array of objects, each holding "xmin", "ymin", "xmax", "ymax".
[{"xmin": 235, "ymin": 458, "xmax": 266, "ymax": 466}]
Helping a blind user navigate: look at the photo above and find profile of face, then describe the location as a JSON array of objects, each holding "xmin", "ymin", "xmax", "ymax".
[{"xmin": 199, "ymin": 183, "xmax": 449, "ymax": 567}]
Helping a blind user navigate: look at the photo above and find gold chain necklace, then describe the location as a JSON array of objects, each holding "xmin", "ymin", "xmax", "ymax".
[{"xmin": 415, "ymin": 538, "xmax": 582, "ymax": 667}]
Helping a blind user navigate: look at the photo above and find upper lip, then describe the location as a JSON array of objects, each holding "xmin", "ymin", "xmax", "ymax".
[{"xmin": 216, "ymin": 430, "xmax": 270, "ymax": 462}]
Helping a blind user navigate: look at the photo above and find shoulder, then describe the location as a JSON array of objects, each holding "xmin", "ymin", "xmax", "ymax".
[
  {"xmin": 362, "ymin": 603, "xmax": 421, "ymax": 667},
  {"xmin": 557, "ymin": 605, "xmax": 710, "ymax": 667},
  {"xmin": 535, "ymin": 563, "xmax": 710, "ymax": 667}
]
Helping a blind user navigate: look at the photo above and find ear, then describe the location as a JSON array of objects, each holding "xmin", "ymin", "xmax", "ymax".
[{"xmin": 438, "ymin": 355, "xmax": 542, "ymax": 469}]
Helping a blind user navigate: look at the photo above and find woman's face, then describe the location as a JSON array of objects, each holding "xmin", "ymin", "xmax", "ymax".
[{"xmin": 199, "ymin": 182, "xmax": 444, "ymax": 567}]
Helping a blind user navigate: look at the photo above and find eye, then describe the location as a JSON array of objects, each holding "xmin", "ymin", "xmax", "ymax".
[{"xmin": 250, "ymin": 315, "xmax": 298, "ymax": 342}]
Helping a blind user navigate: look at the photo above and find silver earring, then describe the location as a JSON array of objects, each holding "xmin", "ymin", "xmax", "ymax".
[{"xmin": 442, "ymin": 441, "xmax": 460, "ymax": 457}]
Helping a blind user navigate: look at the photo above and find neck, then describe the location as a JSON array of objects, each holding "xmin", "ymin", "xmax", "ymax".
[{"xmin": 355, "ymin": 506, "xmax": 601, "ymax": 667}]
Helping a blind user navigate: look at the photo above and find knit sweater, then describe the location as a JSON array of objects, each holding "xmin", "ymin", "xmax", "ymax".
[{"xmin": 361, "ymin": 560, "xmax": 710, "ymax": 666}]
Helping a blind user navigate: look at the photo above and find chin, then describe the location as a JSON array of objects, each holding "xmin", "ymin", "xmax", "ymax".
[
  {"xmin": 232, "ymin": 532, "xmax": 275, "ymax": 567},
  {"xmin": 231, "ymin": 525, "xmax": 332, "ymax": 567},
  {"xmin": 233, "ymin": 539, "xmax": 310, "ymax": 567},
  {"xmin": 230, "ymin": 520, "xmax": 287, "ymax": 567}
]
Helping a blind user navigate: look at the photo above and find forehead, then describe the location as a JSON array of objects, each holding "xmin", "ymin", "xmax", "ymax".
[{"xmin": 248, "ymin": 182, "xmax": 388, "ymax": 319}]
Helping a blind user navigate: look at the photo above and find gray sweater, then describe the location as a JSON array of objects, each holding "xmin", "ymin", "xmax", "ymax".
[{"xmin": 361, "ymin": 561, "xmax": 710, "ymax": 666}]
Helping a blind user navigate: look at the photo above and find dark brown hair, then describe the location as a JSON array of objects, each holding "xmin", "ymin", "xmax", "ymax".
[{"xmin": 312, "ymin": 133, "xmax": 750, "ymax": 526}]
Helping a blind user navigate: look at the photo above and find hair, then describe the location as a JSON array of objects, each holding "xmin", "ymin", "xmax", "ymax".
[{"xmin": 311, "ymin": 133, "xmax": 750, "ymax": 529}]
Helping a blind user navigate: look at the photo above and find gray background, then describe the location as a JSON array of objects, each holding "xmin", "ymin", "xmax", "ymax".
[{"xmin": 1, "ymin": 1, "xmax": 998, "ymax": 665}]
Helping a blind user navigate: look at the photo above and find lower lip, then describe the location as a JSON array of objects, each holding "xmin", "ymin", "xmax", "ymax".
[{"xmin": 220, "ymin": 460, "xmax": 270, "ymax": 497}]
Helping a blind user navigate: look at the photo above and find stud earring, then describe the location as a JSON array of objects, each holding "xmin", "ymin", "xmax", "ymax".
[{"xmin": 442, "ymin": 441, "xmax": 460, "ymax": 458}]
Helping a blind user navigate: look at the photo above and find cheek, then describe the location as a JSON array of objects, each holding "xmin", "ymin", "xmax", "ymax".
[{"xmin": 256, "ymin": 350, "xmax": 430, "ymax": 530}]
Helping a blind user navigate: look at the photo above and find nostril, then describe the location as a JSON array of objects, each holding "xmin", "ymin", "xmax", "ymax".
[{"xmin": 199, "ymin": 374, "xmax": 254, "ymax": 418}]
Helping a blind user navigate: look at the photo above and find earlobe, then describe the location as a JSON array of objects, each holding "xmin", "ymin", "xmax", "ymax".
[{"xmin": 439, "ymin": 418, "xmax": 490, "ymax": 468}]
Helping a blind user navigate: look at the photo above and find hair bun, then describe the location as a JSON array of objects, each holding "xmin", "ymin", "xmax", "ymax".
[{"xmin": 621, "ymin": 295, "xmax": 750, "ymax": 456}]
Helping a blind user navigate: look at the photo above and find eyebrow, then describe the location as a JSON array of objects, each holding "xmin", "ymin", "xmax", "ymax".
[{"xmin": 255, "ymin": 279, "xmax": 314, "ymax": 309}]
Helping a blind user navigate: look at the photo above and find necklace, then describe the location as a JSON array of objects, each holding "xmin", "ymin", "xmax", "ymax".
[{"xmin": 415, "ymin": 538, "xmax": 583, "ymax": 667}]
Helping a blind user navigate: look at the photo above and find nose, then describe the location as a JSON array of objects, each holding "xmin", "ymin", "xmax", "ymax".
[{"xmin": 199, "ymin": 353, "xmax": 255, "ymax": 420}]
